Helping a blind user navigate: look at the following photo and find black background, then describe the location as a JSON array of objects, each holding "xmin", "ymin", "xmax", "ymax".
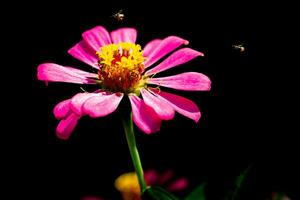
[{"xmin": 4, "ymin": 0, "xmax": 298, "ymax": 199}]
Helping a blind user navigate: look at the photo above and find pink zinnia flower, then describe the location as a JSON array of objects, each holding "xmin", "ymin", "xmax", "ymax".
[{"xmin": 37, "ymin": 26, "xmax": 211, "ymax": 139}]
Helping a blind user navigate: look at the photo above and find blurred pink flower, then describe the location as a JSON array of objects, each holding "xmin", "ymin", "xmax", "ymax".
[
  {"xmin": 82, "ymin": 169, "xmax": 188, "ymax": 200},
  {"xmin": 115, "ymin": 169, "xmax": 188, "ymax": 200},
  {"xmin": 38, "ymin": 26, "xmax": 211, "ymax": 139},
  {"xmin": 271, "ymin": 192, "xmax": 291, "ymax": 200},
  {"xmin": 144, "ymin": 169, "xmax": 188, "ymax": 192}
]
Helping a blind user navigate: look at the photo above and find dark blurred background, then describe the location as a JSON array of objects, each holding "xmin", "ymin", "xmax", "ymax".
[{"xmin": 4, "ymin": 0, "xmax": 298, "ymax": 199}]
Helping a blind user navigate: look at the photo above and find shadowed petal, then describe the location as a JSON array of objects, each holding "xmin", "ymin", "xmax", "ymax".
[
  {"xmin": 70, "ymin": 93, "xmax": 99, "ymax": 115},
  {"xmin": 143, "ymin": 39, "xmax": 162, "ymax": 57},
  {"xmin": 82, "ymin": 26, "xmax": 112, "ymax": 52},
  {"xmin": 141, "ymin": 89, "xmax": 174, "ymax": 120},
  {"xmin": 150, "ymin": 89, "xmax": 201, "ymax": 122},
  {"xmin": 111, "ymin": 28, "xmax": 137, "ymax": 44},
  {"xmin": 167, "ymin": 178, "xmax": 188, "ymax": 191},
  {"xmin": 37, "ymin": 63, "xmax": 97, "ymax": 84},
  {"xmin": 144, "ymin": 36, "xmax": 189, "ymax": 68},
  {"xmin": 144, "ymin": 170, "xmax": 159, "ymax": 185},
  {"xmin": 56, "ymin": 113, "xmax": 80, "ymax": 140},
  {"xmin": 129, "ymin": 95, "xmax": 161, "ymax": 134},
  {"xmin": 158, "ymin": 170, "xmax": 174, "ymax": 185},
  {"xmin": 68, "ymin": 41, "xmax": 99, "ymax": 68},
  {"xmin": 53, "ymin": 99, "xmax": 71, "ymax": 120},
  {"xmin": 145, "ymin": 48, "xmax": 204, "ymax": 75},
  {"xmin": 83, "ymin": 93, "xmax": 123, "ymax": 118},
  {"xmin": 148, "ymin": 72, "xmax": 211, "ymax": 91}
]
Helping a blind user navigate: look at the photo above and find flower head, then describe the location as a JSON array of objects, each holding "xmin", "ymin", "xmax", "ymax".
[
  {"xmin": 96, "ymin": 42, "xmax": 145, "ymax": 93},
  {"xmin": 37, "ymin": 26, "xmax": 211, "ymax": 139}
]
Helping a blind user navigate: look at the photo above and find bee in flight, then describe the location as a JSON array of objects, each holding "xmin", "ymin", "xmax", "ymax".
[
  {"xmin": 232, "ymin": 44, "xmax": 245, "ymax": 53},
  {"xmin": 112, "ymin": 9, "xmax": 125, "ymax": 21}
]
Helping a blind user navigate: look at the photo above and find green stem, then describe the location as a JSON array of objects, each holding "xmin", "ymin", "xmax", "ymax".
[{"xmin": 122, "ymin": 112, "xmax": 147, "ymax": 193}]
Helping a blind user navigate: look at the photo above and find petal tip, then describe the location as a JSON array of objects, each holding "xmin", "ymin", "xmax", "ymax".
[
  {"xmin": 56, "ymin": 129, "xmax": 71, "ymax": 140},
  {"xmin": 194, "ymin": 113, "xmax": 201, "ymax": 123},
  {"xmin": 37, "ymin": 63, "xmax": 49, "ymax": 81},
  {"xmin": 206, "ymin": 79, "xmax": 212, "ymax": 91},
  {"xmin": 55, "ymin": 113, "xmax": 79, "ymax": 140},
  {"xmin": 190, "ymin": 49, "xmax": 204, "ymax": 57},
  {"xmin": 144, "ymin": 127, "xmax": 161, "ymax": 135}
]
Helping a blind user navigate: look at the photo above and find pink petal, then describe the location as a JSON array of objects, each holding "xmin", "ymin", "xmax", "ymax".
[
  {"xmin": 144, "ymin": 36, "xmax": 189, "ymax": 68},
  {"xmin": 144, "ymin": 170, "xmax": 159, "ymax": 185},
  {"xmin": 110, "ymin": 28, "xmax": 137, "ymax": 44},
  {"xmin": 56, "ymin": 113, "xmax": 80, "ymax": 140},
  {"xmin": 145, "ymin": 48, "xmax": 204, "ymax": 75},
  {"xmin": 83, "ymin": 93, "xmax": 123, "ymax": 118},
  {"xmin": 65, "ymin": 67, "xmax": 98, "ymax": 78},
  {"xmin": 68, "ymin": 41, "xmax": 99, "ymax": 68},
  {"xmin": 141, "ymin": 89, "xmax": 174, "ymax": 120},
  {"xmin": 167, "ymin": 178, "xmax": 188, "ymax": 191},
  {"xmin": 37, "ymin": 63, "xmax": 97, "ymax": 84},
  {"xmin": 129, "ymin": 95, "xmax": 161, "ymax": 134},
  {"xmin": 143, "ymin": 39, "xmax": 162, "ymax": 57},
  {"xmin": 70, "ymin": 93, "xmax": 99, "ymax": 115},
  {"xmin": 148, "ymin": 72, "xmax": 211, "ymax": 91},
  {"xmin": 82, "ymin": 26, "xmax": 112, "ymax": 52},
  {"xmin": 150, "ymin": 89, "xmax": 201, "ymax": 122},
  {"xmin": 53, "ymin": 99, "xmax": 71, "ymax": 120}
]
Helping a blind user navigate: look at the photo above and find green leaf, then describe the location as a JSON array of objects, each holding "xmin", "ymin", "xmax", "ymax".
[
  {"xmin": 235, "ymin": 165, "xmax": 251, "ymax": 189},
  {"xmin": 142, "ymin": 186, "xmax": 180, "ymax": 200},
  {"xmin": 184, "ymin": 183, "xmax": 206, "ymax": 200},
  {"xmin": 225, "ymin": 164, "xmax": 253, "ymax": 200}
]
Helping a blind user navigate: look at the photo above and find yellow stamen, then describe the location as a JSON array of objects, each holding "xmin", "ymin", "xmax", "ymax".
[{"xmin": 96, "ymin": 42, "xmax": 146, "ymax": 94}]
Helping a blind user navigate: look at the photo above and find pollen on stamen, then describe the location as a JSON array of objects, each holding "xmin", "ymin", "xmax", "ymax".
[{"xmin": 96, "ymin": 42, "xmax": 146, "ymax": 94}]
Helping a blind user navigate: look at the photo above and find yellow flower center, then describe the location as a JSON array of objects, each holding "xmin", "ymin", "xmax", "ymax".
[
  {"xmin": 114, "ymin": 172, "xmax": 141, "ymax": 200},
  {"xmin": 96, "ymin": 42, "xmax": 146, "ymax": 94}
]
